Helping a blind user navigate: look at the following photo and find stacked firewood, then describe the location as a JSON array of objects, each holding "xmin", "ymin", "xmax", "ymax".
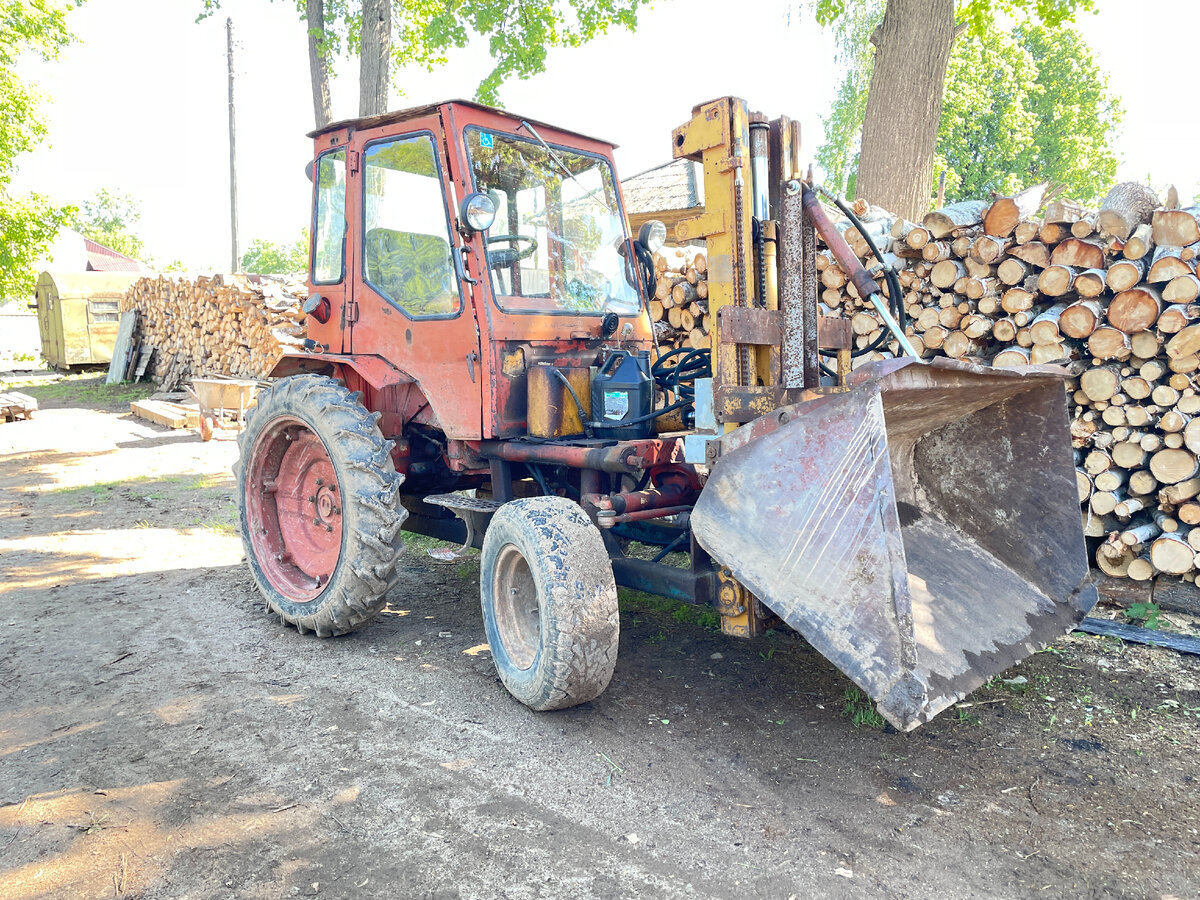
[
  {"xmin": 650, "ymin": 247, "xmax": 710, "ymax": 350},
  {"xmin": 120, "ymin": 274, "xmax": 308, "ymax": 390},
  {"xmin": 815, "ymin": 181, "xmax": 1200, "ymax": 583}
]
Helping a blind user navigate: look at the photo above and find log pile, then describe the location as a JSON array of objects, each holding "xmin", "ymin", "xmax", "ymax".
[
  {"xmin": 650, "ymin": 246, "xmax": 710, "ymax": 350},
  {"xmin": 814, "ymin": 181, "xmax": 1200, "ymax": 585},
  {"xmin": 119, "ymin": 274, "xmax": 308, "ymax": 390}
]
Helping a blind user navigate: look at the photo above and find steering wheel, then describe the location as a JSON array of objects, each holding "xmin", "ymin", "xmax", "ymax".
[{"xmin": 486, "ymin": 234, "xmax": 538, "ymax": 268}]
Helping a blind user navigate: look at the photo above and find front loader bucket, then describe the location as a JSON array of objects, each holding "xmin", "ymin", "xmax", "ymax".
[{"xmin": 692, "ymin": 358, "xmax": 1097, "ymax": 731}]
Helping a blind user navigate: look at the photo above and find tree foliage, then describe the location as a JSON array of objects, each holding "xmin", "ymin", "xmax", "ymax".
[
  {"xmin": 72, "ymin": 188, "xmax": 146, "ymax": 259},
  {"xmin": 199, "ymin": 0, "xmax": 646, "ymax": 107},
  {"xmin": 934, "ymin": 24, "xmax": 1120, "ymax": 204},
  {"xmin": 814, "ymin": 0, "xmax": 1093, "ymax": 32},
  {"xmin": 0, "ymin": 0, "xmax": 79, "ymax": 300},
  {"xmin": 814, "ymin": 1, "xmax": 1118, "ymax": 206},
  {"xmin": 241, "ymin": 233, "xmax": 309, "ymax": 274}
]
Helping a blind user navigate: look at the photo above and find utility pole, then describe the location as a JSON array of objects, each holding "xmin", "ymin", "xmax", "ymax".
[{"xmin": 227, "ymin": 17, "xmax": 240, "ymax": 273}]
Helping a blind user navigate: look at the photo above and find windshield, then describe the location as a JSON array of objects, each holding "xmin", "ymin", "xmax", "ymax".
[{"xmin": 464, "ymin": 127, "xmax": 640, "ymax": 316}]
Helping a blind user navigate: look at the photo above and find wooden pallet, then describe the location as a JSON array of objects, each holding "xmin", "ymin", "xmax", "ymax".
[
  {"xmin": 130, "ymin": 399, "xmax": 201, "ymax": 429},
  {"xmin": 0, "ymin": 391, "xmax": 38, "ymax": 423}
]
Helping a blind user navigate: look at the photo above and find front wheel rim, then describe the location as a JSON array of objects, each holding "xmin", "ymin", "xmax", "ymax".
[
  {"xmin": 245, "ymin": 416, "xmax": 343, "ymax": 601},
  {"xmin": 491, "ymin": 543, "xmax": 541, "ymax": 670}
]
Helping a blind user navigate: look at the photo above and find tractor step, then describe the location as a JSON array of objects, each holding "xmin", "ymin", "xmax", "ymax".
[
  {"xmin": 420, "ymin": 494, "xmax": 503, "ymax": 561},
  {"xmin": 423, "ymin": 494, "xmax": 505, "ymax": 514}
]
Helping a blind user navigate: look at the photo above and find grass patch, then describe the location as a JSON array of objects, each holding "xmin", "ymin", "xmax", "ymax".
[
  {"xmin": 47, "ymin": 475, "xmax": 160, "ymax": 498},
  {"xmin": 200, "ymin": 518, "xmax": 237, "ymax": 536},
  {"xmin": 954, "ymin": 708, "xmax": 982, "ymax": 727},
  {"xmin": 9, "ymin": 374, "xmax": 156, "ymax": 408},
  {"xmin": 49, "ymin": 482, "xmax": 117, "ymax": 504},
  {"xmin": 619, "ymin": 588, "xmax": 720, "ymax": 632},
  {"xmin": 186, "ymin": 473, "xmax": 232, "ymax": 491},
  {"xmin": 842, "ymin": 686, "xmax": 885, "ymax": 730},
  {"xmin": 402, "ymin": 530, "xmax": 478, "ymax": 558}
]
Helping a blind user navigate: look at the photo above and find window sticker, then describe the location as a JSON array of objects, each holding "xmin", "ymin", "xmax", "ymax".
[{"xmin": 479, "ymin": 132, "xmax": 494, "ymax": 148}]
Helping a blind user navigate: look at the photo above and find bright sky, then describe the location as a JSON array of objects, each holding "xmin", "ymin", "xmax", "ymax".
[{"xmin": 12, "ymin": 0, "xmax": 1200, "ymax": 270}]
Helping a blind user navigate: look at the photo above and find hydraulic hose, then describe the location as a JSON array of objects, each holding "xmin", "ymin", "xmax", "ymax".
[{"xmin": 803, "ymin": 185, "xmax": 909, "ymax": 358}]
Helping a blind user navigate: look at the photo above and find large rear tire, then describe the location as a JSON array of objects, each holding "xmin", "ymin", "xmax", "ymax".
[
  {"xmin": 480, "ymin": 497, "xmax": 620, "ymax": 710},
  {"xmin": 235, "ymin": 374, "xmax": 406, "ymax": 636}
]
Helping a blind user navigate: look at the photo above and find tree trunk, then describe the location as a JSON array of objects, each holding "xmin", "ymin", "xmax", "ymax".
[
  {"xmin": 853, "ymin": 0, "xmax": 956, "ymax": 220},
  {"xmin": 306, "ymin": 0, "xmax": 332, "ymax": 129},
  {"xmin": 359, "ymin": 0, "xmax": 392, "ymax": 117}
]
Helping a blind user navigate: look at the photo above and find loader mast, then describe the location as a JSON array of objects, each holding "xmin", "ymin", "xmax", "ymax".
[{"xmin": 671, "ymin": 98, "xmax": 847, "ymax": 429}]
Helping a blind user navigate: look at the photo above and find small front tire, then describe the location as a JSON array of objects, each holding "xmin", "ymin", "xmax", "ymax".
[{"xmin": 480, "ymin": 497, "xmax": 620, "ymax": 710}]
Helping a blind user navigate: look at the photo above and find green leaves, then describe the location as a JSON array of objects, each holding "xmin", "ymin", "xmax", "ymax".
[
  {"xmin": 72, "ymin": 189, "xmax": 146, "ymax": 260},
  {"xmin": 956, "ymin": 0, "xmax": 1095, "ymax": 37},
  {"xmin": 937, "ymin": 23, "xmax": 1119, "ymax": 204},
  {"xmin": 0, "ymin": 0, "xmax": 76, "ymax": 67},
  {"xmin": 1, "ymin": 0, "xmax": 81, "ymax": 300},
  {"xmin": 815, "ymin": 0, "xmax": 1118, "ymax": 206},
  {"xmin": 0, "ymin": 192, "xmax": 72, "ymax": 300},
  {"xmin": 414, "ymin": 0, "xmax": 647, "ymax": 105},
  {"xmin": 242, "ymin": 233, "xmax": 310, "ymax": 275}
]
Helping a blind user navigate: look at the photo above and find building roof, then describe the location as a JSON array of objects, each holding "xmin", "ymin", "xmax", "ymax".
[
  {"xmin": 84, "ymin": 239, "xmax": 151, "ymax": 274},
  {"xmin": 621, "ymin": 158, "xmax": 704, "ymax": 216}
]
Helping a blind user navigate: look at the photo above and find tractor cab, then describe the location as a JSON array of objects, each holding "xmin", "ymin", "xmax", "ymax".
[{"xmin": 294, "ymin": 100, "xmax": 654, "ymax": 447}]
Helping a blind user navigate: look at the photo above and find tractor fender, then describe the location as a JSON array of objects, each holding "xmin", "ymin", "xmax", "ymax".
[
  {"xmin": 268, "ymin": 352, "xmax": 449, "ymax": 439},
  {"xmin": 268, "ymin": 351, "xmax": 413, "ymax": 390}
]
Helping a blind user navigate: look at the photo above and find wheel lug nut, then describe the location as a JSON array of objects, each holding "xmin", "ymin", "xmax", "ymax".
[
  {"xmin": 313, "ymin": 517, "xmax": 322, "ymax": 526},
  {"xmin": 308, "ymin": 495, "xmax": 317, "ymax": 503},
  {"xmin": 316, "ymin": 478, "xmax": 324, "ymax": 486},
  {"xmin": 325, "ymin": 525, "xmax": 332, "ymax": 532}
]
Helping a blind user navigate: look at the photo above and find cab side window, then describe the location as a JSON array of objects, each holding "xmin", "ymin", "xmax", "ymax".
[
  {"xmin": 362, "ymin": 134, "xmax": 460, "ymax": 317},
  {"xmin": 312, "ymin": 149, "xmax": 346, "ymax": 284}
]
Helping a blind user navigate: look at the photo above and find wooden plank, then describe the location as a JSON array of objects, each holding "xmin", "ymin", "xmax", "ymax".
[
  {"xmin": 1075, "ymin": 617, "xmax": 1200, "ymax": 655},
  {"xmin": 0, "ymin": 391, "xmax": 38, "ymax": 422},
  {"xmin": 130, "ymin": 399, "xmax": 191, "ymax": 429},
  {"xmin": 134, "ymin": 346, "xmax": 153, "ymax": 381},
  {"xmin": 106, "ymin": 309, "xmax": 138, "ymax": 385}
]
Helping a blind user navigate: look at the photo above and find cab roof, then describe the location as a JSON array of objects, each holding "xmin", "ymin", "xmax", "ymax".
[{"xmin": 307, "ymin": 99, "xmax": 617, "ymax": 149}]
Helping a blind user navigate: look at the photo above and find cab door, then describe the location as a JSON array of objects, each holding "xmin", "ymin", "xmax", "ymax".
[{"xmin": 346, "ymin": 117, "xmax": 484, "ymax": 440}]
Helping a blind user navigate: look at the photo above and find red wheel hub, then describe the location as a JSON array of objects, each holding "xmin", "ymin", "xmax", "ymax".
[{"xmin": 245, "ymin": 417, "xmax": 342, "ymax": 601}]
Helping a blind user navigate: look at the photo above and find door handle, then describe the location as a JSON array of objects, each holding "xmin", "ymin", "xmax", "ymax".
[
  {"xmin": 466, "ymin": 351, "xmax": 478, "ymax": 382},
  {"xmin": 456, "ymin": 245, "xmax": 479, "ymax": 285}
]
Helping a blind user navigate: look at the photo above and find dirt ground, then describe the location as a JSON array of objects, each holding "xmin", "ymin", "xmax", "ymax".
[{"xmin": 1, "ymin": 377, "xmax": 1198, "ymax": 900}]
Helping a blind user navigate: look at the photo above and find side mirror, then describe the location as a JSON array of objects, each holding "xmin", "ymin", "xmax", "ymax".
[{"xmin": 459, "ymin": 192, "xmax": 497, "ymax": 236}]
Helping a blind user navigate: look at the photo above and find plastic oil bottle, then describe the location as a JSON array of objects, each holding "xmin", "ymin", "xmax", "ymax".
[{"xmin": 591, "ymin": 349, "xmax": 653, "ymax": 440}]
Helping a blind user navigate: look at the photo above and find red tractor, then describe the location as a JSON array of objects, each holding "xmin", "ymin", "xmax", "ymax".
[{"xmin": 236, "ymin": 98, "xmax": 1095, "ymax": 730}]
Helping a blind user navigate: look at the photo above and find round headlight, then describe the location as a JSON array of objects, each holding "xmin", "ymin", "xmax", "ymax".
[
  {"xmin": 461, "ymin": 192, "xmax": 497, "ymax": 233},
  {"xmin": 637, "ymin": 220, "xmax": 667, "ymax": 253}
]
